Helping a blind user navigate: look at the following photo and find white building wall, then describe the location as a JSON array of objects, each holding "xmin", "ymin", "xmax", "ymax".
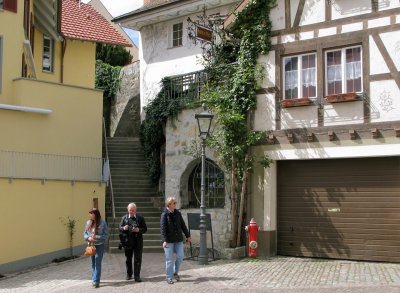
[
  {"xmin": 331, "ymin": 0, "xmax": 372, "ymax": 20},
  {"xmin": 299, "ymin": 0, "xmax": 325, "ymax": 26},
  {"xmin": 270, "ymin": 0, "xmax": 286, "ymax": 31},
  {"xmin": 370, "ymin": 80, "xmax": 400, "ymax": 123},
  {"xmin": 378, "ymin": 0, "xmax": 400, "ymax": 11},
  {"xmin": 139, "ymin": 5, "xmax": 234, "ymax": 119},
  {"xmin": 369, "ymin": 36, "xmax": 390, "ymax": 75}
]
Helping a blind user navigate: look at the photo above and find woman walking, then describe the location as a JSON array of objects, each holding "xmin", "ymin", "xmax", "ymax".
[
  {"xmin": 84, "ymin": 208, "xmax": 108, "ymax": 288},
  {"xmin": 160, "ymin": 197, "xmax": 191, "ymax": 284}
]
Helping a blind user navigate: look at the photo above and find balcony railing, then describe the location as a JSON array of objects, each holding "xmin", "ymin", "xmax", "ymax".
[
  {"xmin": 165, "ymin": 70, "xmax": 208, "ymax": 102},
  {"xmin": 0, "ymin": 150, "xmax": 103, "ymax": 182}
]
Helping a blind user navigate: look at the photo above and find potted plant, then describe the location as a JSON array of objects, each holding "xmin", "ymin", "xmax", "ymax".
[
  {"xmin": 325, "ymin": 92, "xmax": 360, "ymax": 103},
  {"xmin": 280, "ymin": 97, "xmax": 313, "ymax": 108}
]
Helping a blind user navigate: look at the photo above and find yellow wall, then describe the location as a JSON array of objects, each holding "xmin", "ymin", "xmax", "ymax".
[
  {"xmin": 0, "ymin": 0, "xmax": 25, "ymax": 104},
  {"xmin": 63, "ymin": 40, "xmax": 96, "ymax": 88},
  {"xmin": 0, "ymin": 178, "xmax": 105, "ymax": 264},
  {"xmin": 0, "ymin": 1, "xmax": 106, "ymax": 270},
  {"xmin": 33, "ymin": 35, "xmax": 96, "ymax": 88},
  {"xmin": 0, "ymin": 79, "xmax": 103, "ymax": 157}
]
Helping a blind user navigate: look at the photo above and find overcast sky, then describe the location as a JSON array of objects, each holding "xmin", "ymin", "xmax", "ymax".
[{"xmin": 82, "ymin": 0, "xmax": 141, "ymax": 46}]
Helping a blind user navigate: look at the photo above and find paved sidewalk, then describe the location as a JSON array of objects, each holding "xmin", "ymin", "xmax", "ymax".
[{"xmin": 2, "ymin": 253, "xmax": 400, "ymax": 292}]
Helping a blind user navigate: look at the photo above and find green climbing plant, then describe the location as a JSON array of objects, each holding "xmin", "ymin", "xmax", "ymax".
[
  {"xmin": 200, "ymin": 0, "xmax": 276, "ymax": 247},
  {"xmin": 140, "ymin": 77, "xmax": 188, "ymax": 183},
  {"xmin": 140, "ymin": 0, "xmax": 275, "ymax": 247},
  {"xmin": 95, "ymin": 60, "xmax": 122, "ymax": 136},
  {"xmin": 60, "ymin": 216, "xmax": 77, "ymax": 257}
]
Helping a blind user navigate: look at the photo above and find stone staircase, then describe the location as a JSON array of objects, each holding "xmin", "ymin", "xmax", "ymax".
[{"xmin": 105, "ymin": 137, "xmax": 164, "ymax": 253}]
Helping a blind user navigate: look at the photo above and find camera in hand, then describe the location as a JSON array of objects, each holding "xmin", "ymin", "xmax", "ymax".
[{"xmin": 118, "ymin": 219, "xmax": 138, "ymax": 249}]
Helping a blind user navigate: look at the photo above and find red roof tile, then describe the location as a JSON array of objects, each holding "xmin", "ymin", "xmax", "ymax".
[{"xmin": 61, "ymin": 0, "xmax": 132, "ymax": 47}]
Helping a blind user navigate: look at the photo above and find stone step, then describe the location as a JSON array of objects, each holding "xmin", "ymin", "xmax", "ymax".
[
  {"xmin": 111, "ymin": 202, "xmax": 154, "ymax": 208},
  {"xmin": 109, "ymin": 246, "xmax": 163, "ymax": 253},
  {"xmin": 108, "ymin": 221, "xmax": 160, "ymax": 230},
  {"xmin": 112, "ymin": 190, "xmax": 157, "ymax": 195},
  {"xmin": 110, "ymin": 196, "xmax": 160, "ymax": 202}
]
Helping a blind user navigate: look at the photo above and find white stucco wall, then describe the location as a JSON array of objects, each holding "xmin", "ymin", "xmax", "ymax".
[
  {"xmin": 281, "ymin": 106, "xmax": 319, "ymax": 129},
  {"xmin": 270, "ymin": 0, "xmax": 285, "ymax": 31},
  {"xmin": 370, "ymin": 80, "xmax": 400, "ymax": 123},
  {"xmin": 331, "ymin": 0, "xmax": 372, "ymax": 20},
  {"xmin": 369, "ymin": 36, "xmax": 390, "ymax": 75},
  {"xmin": 139, "ymin": 5, "xmax": 234, "ymax": 119},
  {"xmin": 324, "ymin": 102, "xmax": 364, "ymax": 126},
  {"xmin": 380, "ymin": 31, "xmax": 400, "ymax": 72},
  {"xmin": 378, "ymin": 0, "xmax": 400, "ymax": 11},
  {"xmin": 300, "ymin": 0, "xmax": 325, "ymax": 26},
  {"xmin": 254, "ymin": 93, "xmax": 276, "ymax": 131}
]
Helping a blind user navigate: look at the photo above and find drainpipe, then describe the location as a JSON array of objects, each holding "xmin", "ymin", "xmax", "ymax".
[{"xmin": 61, "ymin": 39, "xmax": 66, "ymax": 83}]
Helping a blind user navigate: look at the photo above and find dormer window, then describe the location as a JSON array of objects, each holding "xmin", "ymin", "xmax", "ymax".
[
  {"xmin": 172, "ymin": 22, "xmax": 183, "ymax": 47},
  {"xmin": 42, "ymin": 35, "xmax": 53, "ymax": 72}
]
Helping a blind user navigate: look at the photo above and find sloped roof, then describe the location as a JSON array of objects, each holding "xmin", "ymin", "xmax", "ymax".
[{"xmin": 61, "ymin": 0, "xmax": 132, "ymax": 47}]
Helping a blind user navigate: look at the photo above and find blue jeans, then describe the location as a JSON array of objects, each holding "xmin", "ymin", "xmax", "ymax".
[
  {"xmin": 163, "ymin": 241, "xmax": 184, "ymax": 280},
  {"xmin": 90, "ymin": 243, "xmax": 105, "ymax": 285}
]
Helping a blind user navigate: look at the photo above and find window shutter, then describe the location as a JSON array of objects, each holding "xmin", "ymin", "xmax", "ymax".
[{"xmin": 4, "ymin": 0, "xmax": 17, "ymax": 13}]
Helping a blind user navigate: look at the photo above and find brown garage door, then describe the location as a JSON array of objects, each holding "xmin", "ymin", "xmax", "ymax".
[{"xmin": 277, "ymin": 156, "xmax": 400, "ymax": 262}]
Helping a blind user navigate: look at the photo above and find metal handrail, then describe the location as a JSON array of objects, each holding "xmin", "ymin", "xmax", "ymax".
[{"xmin": 102, "ymin": 118, "xmax": 115, "ymax": 219}]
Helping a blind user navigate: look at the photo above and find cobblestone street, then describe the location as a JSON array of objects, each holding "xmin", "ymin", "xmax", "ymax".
[{"xmin": 2, "ymin": 253, "xmax": 400, "ymax": 292}]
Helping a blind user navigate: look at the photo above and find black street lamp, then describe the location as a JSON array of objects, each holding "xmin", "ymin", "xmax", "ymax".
[{"xmin": 195, "ymin": 103, "xmax": 214, "ymax": 265}]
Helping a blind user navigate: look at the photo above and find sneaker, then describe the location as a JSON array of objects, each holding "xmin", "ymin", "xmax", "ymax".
[
  {"xmin": 126, "ymin": 275, "xmax": 132, "ymax": 280},
  {"xmin": 167, "ymin": 278, "xmax": 174, "ymax": 284},
  {"xmin": 174, "ymin": 273, "xmax": 180, "ymax": 282},
  {"xmin": 92, "ymin": 283, "xmax": 99, "ymax": 288}
]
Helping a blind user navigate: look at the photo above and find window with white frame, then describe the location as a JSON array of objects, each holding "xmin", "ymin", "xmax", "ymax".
[
  {"xmin": 283, "ymin": 53, "xmax": 317, "ymax": 100},
  {"xmin": 172, "ymin": 22, "xmax": 183, "ymax": 47},
  {"xmin": 42, "ymin": 35, "xmax": 53, "ymax": 72},
  {"xmin": 325, "ymin": 46, "xmax": 362, "ymax": 95}
]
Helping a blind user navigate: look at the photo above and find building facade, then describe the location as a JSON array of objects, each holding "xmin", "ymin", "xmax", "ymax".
[
  {"xmin": 0, "ymin": 0, "xmax": 130, "ymax": 273},
  {"xmin": 116, "ymin": 0, "xmax": 400, "ymax": 262},
  {"xmin": 249, "ymin": 0, "xmax": 400, "ymax": 262}
]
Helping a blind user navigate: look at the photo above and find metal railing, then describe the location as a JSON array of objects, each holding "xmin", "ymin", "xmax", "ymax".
[
  {"xmin": 102, "ymin": 118, "xmax": 115, "ymax": 219},
  {"xmin": 0, "ymin": 150, "xmax": 102, "ymax": 182},
  {"xmin": 165, "ymin": 70, "xmax": 207, "ymax": 102}
]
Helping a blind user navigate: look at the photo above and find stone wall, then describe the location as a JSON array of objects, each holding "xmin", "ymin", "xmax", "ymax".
[
  {"xmin": 164, "ymin": 107, "xmax": 233, "ymax": 254},
  {"xmin": 110, "ymin": 61, "xmax": 141, "ymax": 137}
]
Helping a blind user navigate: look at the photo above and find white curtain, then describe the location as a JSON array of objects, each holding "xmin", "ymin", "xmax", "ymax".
[
  {"xmin": 302, "ymin": 68, "xmax": 316, "ymax": 87},
  {"xmin": 346, "ymin": 61, "xmax": 361, "ymax": 80}
]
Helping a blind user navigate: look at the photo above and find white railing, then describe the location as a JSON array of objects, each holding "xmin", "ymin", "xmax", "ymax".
[{"xmin": 0, "ymin": 150, "xmax": 103, "ymax": 182}]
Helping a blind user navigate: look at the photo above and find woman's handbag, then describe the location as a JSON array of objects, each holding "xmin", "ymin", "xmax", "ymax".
[
  {"xmin": 84, "ymin": 244, "xmax": 96, "ymax": 256},
  {"xmin": 84, "ymin": 229, "xmax": 96, "ymax": 256}
]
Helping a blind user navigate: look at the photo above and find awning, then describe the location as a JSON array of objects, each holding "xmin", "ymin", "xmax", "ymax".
[{"xmin": 34, "ymin": 0, "xmax": 62, "ymax": 41}]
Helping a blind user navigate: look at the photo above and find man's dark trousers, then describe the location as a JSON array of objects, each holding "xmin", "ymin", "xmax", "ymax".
[{"xmin": 125, "ymin": 240, "xmax": 143, "ymax": 278}]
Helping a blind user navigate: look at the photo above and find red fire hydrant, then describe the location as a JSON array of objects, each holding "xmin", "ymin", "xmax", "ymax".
[{"xmin": 245, "ymin": 218, "xmax": 259, "ymax": 257}]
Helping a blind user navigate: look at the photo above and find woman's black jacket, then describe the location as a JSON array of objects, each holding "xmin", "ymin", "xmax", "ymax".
[{"xmin": 160, "ymin": 208, "xmax": 190, "ymax": 243}]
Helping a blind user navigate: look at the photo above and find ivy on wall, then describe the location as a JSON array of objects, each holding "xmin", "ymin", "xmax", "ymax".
[
  {"xmin": 139, "ymin": 0, "xmax": 276, "ymax": 239},
  {"xmin": 95, "ymin": 60, "xmax": 122, "ymax": 136},
  {"xmin": 139, "ymin": 78, "xmax": 183, "ymax": 183}
]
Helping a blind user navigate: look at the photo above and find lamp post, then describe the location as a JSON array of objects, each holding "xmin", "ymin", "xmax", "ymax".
[{"xmin": 195, "ymin": 103, "xmax": 214, "ymax": 265}]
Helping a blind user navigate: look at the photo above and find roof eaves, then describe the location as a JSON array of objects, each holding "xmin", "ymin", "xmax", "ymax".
[{"xmin": 113, "ymin": 0, "xmax": 189, "ymax": 22}]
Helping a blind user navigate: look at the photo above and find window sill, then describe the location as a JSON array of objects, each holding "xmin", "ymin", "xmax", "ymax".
[
  {"xmin": 280, "ymin": 97, "xmax": 314, "ymax": 108},
  {"xmin": 325, "ymin": 92, "xmax": 362, "ymax": 103}
]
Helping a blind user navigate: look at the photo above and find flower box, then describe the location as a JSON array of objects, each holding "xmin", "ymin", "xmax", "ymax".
[
  {"xmin": 325, "ymin": 92, "xmax": 361, "ymax": 103},
  {"xmin": 280, "ymin": 97, "xmax": 313, "ymax": 108}
]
